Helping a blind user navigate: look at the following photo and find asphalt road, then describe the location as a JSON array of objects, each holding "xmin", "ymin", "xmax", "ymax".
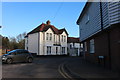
[{"xmin": 2, "ymin": 56, "xmax": 72, "ymax": 78}]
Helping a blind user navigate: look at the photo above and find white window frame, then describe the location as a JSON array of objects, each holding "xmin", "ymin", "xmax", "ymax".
[
  {"xmin": 84, "ymin": 42, "xmax": 87, "ymax": 52},
  {"xmin": 46, "ymin": 33, "xmax": 49, "ymax": 40},
  {"xmin": 54, "ymin": 34, "xmax": 55, "ymax": 42},
  {"xmin": 90, "ymin": 39, "xmax": 95, "ymax": 54},
  {"xmin": 64, "ymin": 36, "xmax": 66, "ymax": 42},
  {"xmin": 47, "ymin": 46, "xmax": 51, "ymax": 54},
  {"xmin": 61, "ymin": 35, "xmax": 63, "ymax": 42},
  {"xmin": 62, "ymin": 47, "xmax": 65, "ymax": 54},
  {"xmin": 50, "ymin": 33, "xmax": 52, "ymax": 41},
  {"xmin": 85, "ymin": 13, "xmax": 90, "ymax": 24}
]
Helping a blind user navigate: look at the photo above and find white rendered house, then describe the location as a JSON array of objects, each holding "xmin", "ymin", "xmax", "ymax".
[
  {"xmin": 67, "ymin": 37, "xmax": 80, "ymax": 56},
  {"xmin": 25, "ymin": 20, "xmax": 68, "ymax": 55}
]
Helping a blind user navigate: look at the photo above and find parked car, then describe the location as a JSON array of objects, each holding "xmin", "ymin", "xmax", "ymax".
[{"xmin": 2, "ymin": 49, "xmax": 33, "ymax": 64}]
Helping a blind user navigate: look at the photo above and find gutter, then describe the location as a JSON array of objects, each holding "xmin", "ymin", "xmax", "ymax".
[{"xmin": 107, "ymin": 29, "xmax": 111, "ymax": 70}]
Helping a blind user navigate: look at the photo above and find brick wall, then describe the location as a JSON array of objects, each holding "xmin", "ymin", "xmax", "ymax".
[{"xmin": 83, "ymin": 23, "xmax": 120, "ymax": 72}]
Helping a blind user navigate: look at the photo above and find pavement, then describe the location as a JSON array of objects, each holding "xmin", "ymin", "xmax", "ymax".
[{"xmin": 63, "ymin": 57, "xmax": 120, "ymax": 80}]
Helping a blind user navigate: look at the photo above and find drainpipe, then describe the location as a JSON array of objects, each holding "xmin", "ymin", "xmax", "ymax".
[
  {"xmin": 38, "ymin": 32, "xmax": 40, "ymax": 55},
  {"xmin": 43, "ymin": 32, "xmax": 45, "ymax": 55},
  {"xmin": 100, "ymin": 1, "xmax": 111, "ymax": 69},
  {"xmin": 107, "ymin": 30, "xmax": 111, "ymax": 69}
]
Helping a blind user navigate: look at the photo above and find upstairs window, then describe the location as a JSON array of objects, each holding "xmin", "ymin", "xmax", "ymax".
[
  {"xmin": 59, "ymin": 35, "xmax": 60, "ymax": 42},
  {"xmin": 54, "ymin": 35, "xmax": 55, "ymax": 42},
  {"xmin": 46, "ymin": 33, "xmax": 49, "ymax": 40},
  {"xmin": 85, "ymin": 13, "xmax": 90, "ymax": 24},
  {"xmin": 46, "ymin": 33, "xmax": 52, "ymax": 41},
  {"xmin": 50, "ymin": 33, "xmax": 52, "ymax": 41},
  {"xmin": 64, "ymin": 36, "xmax": 66, "ymax": 42},
  {"xmin": 84, "ymin": 42, "xmax": 87, "ymax": 52},
  {"xmin": 61, "ymin": 35, "xmax": 64, "ymax": 42}
]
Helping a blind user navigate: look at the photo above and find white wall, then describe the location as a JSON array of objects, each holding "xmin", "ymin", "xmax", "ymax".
[
  {"xmin": 60, "ymin": 31, "xmax": 68, "ymax": 55},
  {"xmin": 74, "ymin": 43, "xmax": 80, "ymax": 48},
  {"xmin": 27, "ymin": 33, "xmax": 39, "ymax": 55},
  {"xmin": 25, "ymin": 28, "xmax": 68, "ymax": 55},
  {"xmin": 44, "ymin": 28, "xmax": 54, "ymax": 45},
  {"xmin": 44, "ymin": 28, "xmax": 54, "ymax": 55},
  {"xmin": 67, "ymin": 42, "xmax": 80, "ymax": 56},
  {"xmin": 25, "ymin": 38, "xmax": 28, "ymax": 50},
  {"xmin": 52, "ymin": 46, "xmax": 61, "ymax": 55}
]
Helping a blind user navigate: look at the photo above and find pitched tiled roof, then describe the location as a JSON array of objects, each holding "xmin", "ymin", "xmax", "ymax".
[
  {"xmin": 26, "ymin": 21, "xmax": 68, "ymax": 37},
  {"xmin": 59, "ymin": 28, "xmax": 68, "ymax": 35},
  {"xmin": 67, "ymin": 37, "xmax": 80, "ymax": 43}
]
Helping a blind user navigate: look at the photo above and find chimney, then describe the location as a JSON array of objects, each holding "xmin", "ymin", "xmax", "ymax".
[{"xmin": 46, "ymin": 20, "xmax": 51, "ymax": 25}]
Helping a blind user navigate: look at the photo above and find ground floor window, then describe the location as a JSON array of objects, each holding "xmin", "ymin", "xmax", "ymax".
[
  {"xmin": 90, "ymin": 39, "xmax": 95, "ymax": 53},
  {"xmin": 62, "ymin": 47, "xmax": 65, "ymax": 54},
  {"xmin": 27, "ymin": 47, "xmax": 28, "ymax": 50},
  {"xmin": 84, "ymin": 42, "xmax": 87, "ymax": 52},
  {"xmin": 56, "ymin": 47, "xmax": 58, "ymax": 54},
  {"xmin": 47, "ymin": 46, "xmax": 51, "ymax": 55}
]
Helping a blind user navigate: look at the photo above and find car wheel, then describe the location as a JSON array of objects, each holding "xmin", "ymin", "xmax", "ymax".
[
  {"xmin": 27, "ymin": 58, "xmax": 33, "ymax": 63},
  {"xmin": 6, "ymin": 58, "xmax": 13, "ymax": 64}
]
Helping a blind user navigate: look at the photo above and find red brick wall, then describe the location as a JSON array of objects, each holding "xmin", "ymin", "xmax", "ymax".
[
  {"xmin": 110, "ymin": 24, "xmax": 120, "ymax": 72},
  {"xmin": 83, "ymin": 23, "xmax": 120, "ymax": 72},
  {"xmin": 94, "ymin": 32, "xmax": 110, "ymax": 67}
]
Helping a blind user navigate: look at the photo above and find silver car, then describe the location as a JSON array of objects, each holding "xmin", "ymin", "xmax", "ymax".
[{"xmin": 2, "ymin": 49, "xmax": 33, "ymax": 64}]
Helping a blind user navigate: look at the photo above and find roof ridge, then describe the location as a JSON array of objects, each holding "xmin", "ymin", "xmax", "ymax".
[{"xmin": 26, "ymin": 22, "xmax": 68, "ymax": 36}]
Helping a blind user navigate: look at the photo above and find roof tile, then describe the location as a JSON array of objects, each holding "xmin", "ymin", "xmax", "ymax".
[
  {"xmin": 67, "ymin": 37, "xmax": 80, "ymax": 43},
  {"xmin": 26, "ymin": 21, "xmax": 68, "ymax": 37}
]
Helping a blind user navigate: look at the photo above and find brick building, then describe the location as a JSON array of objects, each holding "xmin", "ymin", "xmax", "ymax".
[{"xmin": 77, "ymin": 1, "xmax": 120, "ymax": 72}]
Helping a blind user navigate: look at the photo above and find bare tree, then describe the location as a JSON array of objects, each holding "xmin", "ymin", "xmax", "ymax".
[
  {"xmin": 2, "ymin": 32, "xmax": 26, "ymax": 50},
  {"xmin": 16, "ymin": 32, "xmax": 26, "ymax": 49}
]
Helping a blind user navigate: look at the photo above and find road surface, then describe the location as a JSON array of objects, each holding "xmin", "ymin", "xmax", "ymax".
[{"xmin": 2, "ymin": 56, "xmax": 74, "ymax": 78}]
